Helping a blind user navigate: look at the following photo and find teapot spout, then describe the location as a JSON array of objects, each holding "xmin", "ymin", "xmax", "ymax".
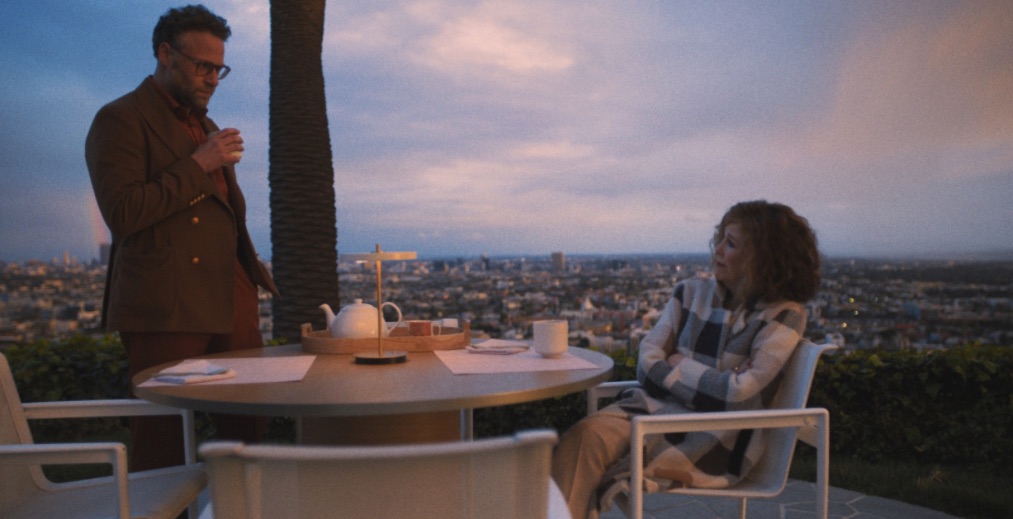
[{"xmin": 319, "ymin": 304, "xmax": 335, "ymax": 331}]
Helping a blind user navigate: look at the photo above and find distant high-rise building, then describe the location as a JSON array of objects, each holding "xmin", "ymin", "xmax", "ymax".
[{"xmin": 551, "ymin": 251, "xmax": 565, "ymax": 271}]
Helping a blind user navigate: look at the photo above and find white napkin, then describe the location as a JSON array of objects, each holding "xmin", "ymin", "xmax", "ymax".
[
  {"xmin": 154, "ymin": 359, "xmax": 236, "ymax": 385},
  {"xmin": 467, "ymin": 339, "xmax": 529, "ymax": 355}
]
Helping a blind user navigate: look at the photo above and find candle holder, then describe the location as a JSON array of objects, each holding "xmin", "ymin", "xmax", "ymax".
[{"xmin": 341, "ymin": 244, "xmax": 417, "ymax": 364}]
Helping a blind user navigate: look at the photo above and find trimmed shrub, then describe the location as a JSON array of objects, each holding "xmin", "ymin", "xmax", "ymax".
[
  {"xmin": 6, "ymin": 334, "xmax": 1009, "ymax": 470},
  {"xmin": 475, "ymin": 347, "xmax": 637, "ymax": 437},
  {"xmin": 809, "ymin": 342, "xmax": 1012, "ymax": 466},
  {"xmin": 5, "ymin": 334, "xmax": 129, "ymax": 440}
]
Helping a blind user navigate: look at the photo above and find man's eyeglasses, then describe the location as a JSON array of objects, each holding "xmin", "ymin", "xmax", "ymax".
[{"xmin": 171, "ymin": 45, "xmax": 231, "ymax": 80}]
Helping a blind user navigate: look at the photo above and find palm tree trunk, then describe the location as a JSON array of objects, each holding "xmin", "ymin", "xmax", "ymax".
[{"xmin": 269, "ymin": 0, "xmax": 338, "ymax": 343}]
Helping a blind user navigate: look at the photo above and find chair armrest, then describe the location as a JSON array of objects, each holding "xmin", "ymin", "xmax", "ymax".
[
  {"xmin": 625, "ymin": 408, "xmax": 831, "ymax": 519},
  {"xmin": 0, "ymin": 442, "xmax": 127, "ymax": 467},
  {"xmin": 22, "ymin": 399, "xmax": 186, "ymax": 420},
  {"xmin": 587, "ymin": 381, "xmax": 640, "ymax": 414},
  {"xmin": 22, "ymin": 399, "xmax": 198, "ymax": 465},
  {"xmin": 0, "ymin": 443, "xmax": 132, "ymax": 518},
  {"xmin": 630, "ymin": 407, "xmax": 829, "ymax": 437}
]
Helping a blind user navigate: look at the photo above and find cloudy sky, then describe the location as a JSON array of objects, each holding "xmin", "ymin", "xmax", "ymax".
[{"xmin": 1, "ymin": 0, "xmax": 1011, "ymax": 263}]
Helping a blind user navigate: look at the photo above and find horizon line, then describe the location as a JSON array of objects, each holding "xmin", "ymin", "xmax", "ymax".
[{"xmin": 4, "ymin": 250, "xmax": 1013, "ymax": 265}]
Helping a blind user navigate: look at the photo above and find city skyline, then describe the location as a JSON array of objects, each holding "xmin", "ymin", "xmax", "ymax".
[
  {"xmin": 4, "ymin": 250, "xmax": 1010, "ymax": 351},
  {"xmin": 1, "ymin": 1, "xmax": 1011, "ymax": 263}
]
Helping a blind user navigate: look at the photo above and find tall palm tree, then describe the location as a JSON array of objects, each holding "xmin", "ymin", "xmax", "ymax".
[{"xmin": 268, "ymin": 0, "xmax": 338, "ymax": 343}]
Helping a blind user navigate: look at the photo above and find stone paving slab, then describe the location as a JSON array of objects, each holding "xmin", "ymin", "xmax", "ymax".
[
  {"xmin": 196, "ymin": 478, "xmax": 961, "ymax": 518},
  {"xmin": 598, "ymin": 479, "xmax": 961, "ymax": 519}
]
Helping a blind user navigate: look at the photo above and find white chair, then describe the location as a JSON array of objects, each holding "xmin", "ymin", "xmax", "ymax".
[
  {"xmin": 200, "ymin": 429, "xmax": 570, "ymax": 519},
  {"xmin": 0, "ymin": 352, "xmax": 206, "ymax": 519},
  {"xmin": 587, "ymin": 340, "xmax": 837, "ymax": 519}
]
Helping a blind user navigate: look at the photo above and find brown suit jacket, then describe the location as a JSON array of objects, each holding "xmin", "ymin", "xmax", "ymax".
[{"xmin": 85, "ymin": 77, "xmax": 279, "ymax": 333}]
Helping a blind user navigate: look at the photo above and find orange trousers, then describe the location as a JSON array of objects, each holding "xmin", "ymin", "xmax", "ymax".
[{"xmin": 122, "ymin": 324, "xmax": 267, "ymax": 472}]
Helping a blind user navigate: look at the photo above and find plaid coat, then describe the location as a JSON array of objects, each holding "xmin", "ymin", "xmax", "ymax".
[{"xmin": 595, "ymin": 274, "xmax": 806, "ymax": 511}]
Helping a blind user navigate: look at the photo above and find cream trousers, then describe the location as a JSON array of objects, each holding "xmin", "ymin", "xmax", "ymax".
[{"xmin": 552, "ymin": 414, "xmax": 631, "ymax": 519}]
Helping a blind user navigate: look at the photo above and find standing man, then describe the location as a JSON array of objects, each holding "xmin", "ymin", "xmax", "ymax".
[{"xmin": 86, "ymin": 4, "xmax": 279, "ymax": 472}]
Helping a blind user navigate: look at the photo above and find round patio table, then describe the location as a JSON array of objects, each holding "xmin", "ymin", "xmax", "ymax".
[{"xmin": 133, "ymin": 343, "xmax": 613, "ymax": 444}]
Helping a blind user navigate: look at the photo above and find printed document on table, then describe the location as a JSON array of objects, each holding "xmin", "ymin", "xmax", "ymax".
[
  {"xmin": 435, "ymin": 349, "xmax": 598, "ymax": 375},
  {"xmin": 139, "ymin": 356, "xmax": 316, "ymax": 387}
]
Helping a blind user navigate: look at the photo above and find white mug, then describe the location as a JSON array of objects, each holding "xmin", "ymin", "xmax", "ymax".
[{"xmin": 532, "ymin": 320, "xmax": 568, "ymax": 358}]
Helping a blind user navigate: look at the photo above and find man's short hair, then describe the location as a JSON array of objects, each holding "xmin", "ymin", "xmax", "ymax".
[{"xmin": 152, "ymin": 4, "xmax": 231, "ymax": 56}]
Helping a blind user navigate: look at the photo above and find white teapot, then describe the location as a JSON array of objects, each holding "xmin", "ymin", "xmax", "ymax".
[{"xmin": 320, "ymin": 299, "xmax": 402, "ymax": 339}]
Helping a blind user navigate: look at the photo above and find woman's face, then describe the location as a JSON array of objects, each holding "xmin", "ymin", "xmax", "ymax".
[{"xmin": 714, "ymin": 222, "xmax": 747, "ymax": 296}]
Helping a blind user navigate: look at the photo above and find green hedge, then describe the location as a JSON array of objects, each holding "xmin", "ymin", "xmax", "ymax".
[
  {"xmin": 809, "ymin": 343, "xmax": 1013, "ymax": 467},
  {"xmin": 478, "ymin": 343, "xmax": 1013, "ymax": 470},
  {"xmin": 4, "ymin": 335, "xmax": 129, "ymax": 441},
  {"xmin": 474, "ymin": 348, "xmax": 636, "ymax": 437},
  {"xmin": 3, "ymin": 335, "xmax": 286, "ymax": 445},
  {"xmin": 5, "ymin": 334, "xmax": 130, "ymax": 401},
  {"xmin": 5, "ymin": 335, "xmax": 1010, "ymax": 469}
]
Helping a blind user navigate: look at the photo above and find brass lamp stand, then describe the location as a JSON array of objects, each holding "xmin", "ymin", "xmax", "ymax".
[{"xmin": 342, "ymin": 244, "xmax": 417, "ymax": 364}]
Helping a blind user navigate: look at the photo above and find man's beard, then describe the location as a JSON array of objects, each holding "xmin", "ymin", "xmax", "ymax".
[{"xmin": 169, "ymin": 81, "xmax": 212, "ymax": 110}]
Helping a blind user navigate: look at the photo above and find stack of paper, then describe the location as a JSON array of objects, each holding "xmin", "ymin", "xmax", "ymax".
[
  {"xmin": 466, "ymin": 339, "xmax": 529, "ymax": 355},
  {"xmin": 153, "ymin": 359, "xmax": 236, "ymax": 385}
]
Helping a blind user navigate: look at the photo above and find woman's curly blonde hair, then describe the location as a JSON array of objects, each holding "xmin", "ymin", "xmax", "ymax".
[{"xmin": 711, "ymin": 200, "xmax": 821, "ymax": 304}]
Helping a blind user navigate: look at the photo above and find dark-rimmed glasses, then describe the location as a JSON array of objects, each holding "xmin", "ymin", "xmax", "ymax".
[{"xmin": 171, "ymin": 45, "xmax": 231, "ymax": 80}]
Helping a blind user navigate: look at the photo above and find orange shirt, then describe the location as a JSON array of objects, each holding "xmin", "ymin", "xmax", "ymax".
[{"xmin": 147, "ymin": 76, "xmax": 260, "ymax": 339}]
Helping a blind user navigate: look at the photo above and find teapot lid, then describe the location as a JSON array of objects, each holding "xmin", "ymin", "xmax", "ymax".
[{"xmin": 340, "ymin": 298, "xmax": 375, "ymax": 312}]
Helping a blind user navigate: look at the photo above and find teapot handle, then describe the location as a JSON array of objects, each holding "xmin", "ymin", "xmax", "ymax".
[{"xmin": 382, "ymin": 302, "xmax": 403, "ymax": 329}]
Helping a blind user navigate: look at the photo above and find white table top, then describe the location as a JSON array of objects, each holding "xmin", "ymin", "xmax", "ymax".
[{"xmin": 133, "ymin": 343, "xmax": 614, "ymax": 417}]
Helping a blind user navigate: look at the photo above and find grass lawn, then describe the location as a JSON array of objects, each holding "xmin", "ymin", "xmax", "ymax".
[{"xmin": 791, "ymin": 451, "xmax": 1012, "ymax": 519}]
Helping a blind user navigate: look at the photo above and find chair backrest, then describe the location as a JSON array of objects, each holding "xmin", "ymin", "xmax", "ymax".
[
  {"xmin": 0, "ymin": 353, "xmax": 48, "ymax": 508},
  {"xmin": 0, "ymin": 353, "xmax": 35, "ymax": 445},
  {"xmin": 200, "ymin": 429, "xmax": 559, "ymax": 519},
  {"xmin": 770, "ymin": 340, "xmax": 837, "ymax": 411},
  {"xmin": 746, "ymin": 340, "xmax": 837, "ymax": 487}
]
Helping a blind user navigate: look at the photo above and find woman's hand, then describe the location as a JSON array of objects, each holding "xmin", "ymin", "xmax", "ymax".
[{"xmin": 734, "ymin": 358, "xmax": 754, "ymax": 373}]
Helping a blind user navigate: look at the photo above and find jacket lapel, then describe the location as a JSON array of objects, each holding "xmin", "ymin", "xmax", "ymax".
[
  {"xmin": 135, "ymin": 79, "xmax": 194, "ymax": 164},
  {"xmin": 136, "ymin": 79, "xmax": 238, "ymax": 215}
]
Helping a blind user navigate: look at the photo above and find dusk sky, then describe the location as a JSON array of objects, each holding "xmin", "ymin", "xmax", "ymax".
[{"xmin": 1, "ymin": 1, "xmax": 1011, "ymax": 263}]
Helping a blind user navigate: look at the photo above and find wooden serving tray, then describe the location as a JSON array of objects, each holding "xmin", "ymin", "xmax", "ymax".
[{"xmin": 300, "ymin": 322, "xmax": 470, "ymax": 354}]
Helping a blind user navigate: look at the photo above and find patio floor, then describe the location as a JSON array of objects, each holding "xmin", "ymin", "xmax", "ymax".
[
  {"xmin": 195, "ymin": 478, "xmax": 961, "ymax": 518},
  {"xmin": 597, "ymin": 479, "xmax": 960, "ymax": 519}
]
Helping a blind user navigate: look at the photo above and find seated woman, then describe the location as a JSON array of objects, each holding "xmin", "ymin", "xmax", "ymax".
[{"xmin": 552, "ymin": 200, "xmax": 822, "ymax": 519}]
